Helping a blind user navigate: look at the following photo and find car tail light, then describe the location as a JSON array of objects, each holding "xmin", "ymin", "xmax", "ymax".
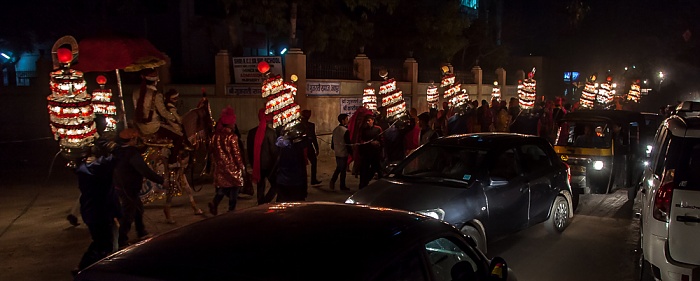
[{"xmin": 653, "ymin": 169, "xmax": 675, "ymax": 222}]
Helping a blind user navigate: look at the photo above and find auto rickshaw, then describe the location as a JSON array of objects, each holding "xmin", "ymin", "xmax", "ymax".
[{"xmin": 554, "ymin": 110, "xmax": 648, "ymax": 194}]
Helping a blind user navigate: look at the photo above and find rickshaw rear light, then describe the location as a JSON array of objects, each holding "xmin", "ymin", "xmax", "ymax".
[{"xmin": 653, "ymin": 169, "xmax": 675, "ymax": 222}]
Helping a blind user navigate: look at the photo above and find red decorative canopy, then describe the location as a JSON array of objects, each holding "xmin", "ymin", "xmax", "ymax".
[{"xmin": 73, "ymin": 36, "xmax": 166, "ymax": 73}]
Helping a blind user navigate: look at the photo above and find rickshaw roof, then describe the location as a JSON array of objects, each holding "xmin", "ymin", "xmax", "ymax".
[{"xmin": 562, "ymin": 110, "xmax": 646, "ymax": 125}]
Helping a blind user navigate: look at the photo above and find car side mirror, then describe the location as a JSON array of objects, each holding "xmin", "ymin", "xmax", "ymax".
[{"xmin": 488, "ymin": 257, "xmax": 509, "ymax": 281}]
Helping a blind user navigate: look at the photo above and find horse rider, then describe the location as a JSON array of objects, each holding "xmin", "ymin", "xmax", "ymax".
[{"xmin": 133, "ymin": 68, "xmax": 190, "ymax": 164}]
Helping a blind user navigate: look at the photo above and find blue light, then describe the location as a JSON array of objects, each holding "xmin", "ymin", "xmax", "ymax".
[
  {"xmin": 280, "ymin": 48, "xmax": 287, "ymax": 55},
  {"xmin": 0, "ymin": 53, "xmax": 9, "ymax": 60}
]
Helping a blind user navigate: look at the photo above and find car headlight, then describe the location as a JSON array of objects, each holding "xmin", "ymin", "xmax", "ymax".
[
  {"xmin": 344, "ymin": 198, "xmax": 356, "ymax": 204},
  {"xmin": 643, "ymin": 160, "xmax": 650, "ymax": 167},
  {"xmin": 592, "ymin": 160, "xmax": 604, "ymax": 170},
  {"xmin": 417, "ymin": 208, "xmax": 445, "ymax": 220}
]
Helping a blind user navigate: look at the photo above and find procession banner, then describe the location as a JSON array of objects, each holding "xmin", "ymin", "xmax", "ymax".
[
  {"xmin": 226, "ymin": 85, "xmax": 262, "ymax": 96},
  {"xmin": 340, "ymin": 97, "xmax": 362, "ymax": 117},
  {"xmin": 307, "ymin": 81, "xmax": 341, "ymax": 96},
  {"xmin": 232, "ymin": 56, "xmax": 283, "ymax": 84}
]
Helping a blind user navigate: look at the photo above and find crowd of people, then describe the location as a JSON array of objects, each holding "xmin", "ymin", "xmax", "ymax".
[{"xmin": 71, "ymin": 67, "xmax": 584, "ymax": 274}]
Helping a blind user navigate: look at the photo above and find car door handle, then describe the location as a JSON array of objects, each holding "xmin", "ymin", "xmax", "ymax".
[{"xmin": 677, "ymin": 216, "xmax": 700, "ymax": 223}]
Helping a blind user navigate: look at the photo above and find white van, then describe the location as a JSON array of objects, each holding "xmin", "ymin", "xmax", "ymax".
[{"xmin": 638, "ymin": 101, "xmax": 700, "ymax": 281}]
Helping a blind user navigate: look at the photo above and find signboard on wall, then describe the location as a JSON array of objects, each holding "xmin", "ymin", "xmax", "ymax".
[
  {"xmin": 226, "ymin": 85, "xmax": 262, "ymax": 96},
  {"xmin": 307, "ymin": 81, "xmax": 341, "ymax": 96},
  {"xmin": 232, "ymin": 56, "xmax": 283, "ymax": 84},
  {"xmin": 340, "ymin": 98, "xmax": 362, "ymax": 117}
]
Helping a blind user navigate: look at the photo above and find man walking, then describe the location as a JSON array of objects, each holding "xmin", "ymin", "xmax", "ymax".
[
  {"xmin": 247, "ymin": 108, "xmax": 279, "ymax": 204},
  {"xmin": 330, "ymin": 114, "xmax": 351, "ymax": 191},
  {"xmin": 113, "ymin": 128, "xmax": 166, "ymax": 248},
  {"xmin": 300, "ymin": 110, "xmax": 322, "ymax": 185},
  {"xmin": 358, "ymin": 115, "xmax": 383, "ymax": 189}
]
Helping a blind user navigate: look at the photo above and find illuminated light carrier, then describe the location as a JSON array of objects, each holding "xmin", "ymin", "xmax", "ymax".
[
  {"xmin": 362, "ymin": 87, "xmax": 377, "ymax": 111},
  {"xmin": 579, "ymin": 82, "xmax": 597, "ymax": 109},
  {"xmin": 441, "ymin": 74, "xmax": 467, "ymax": 108},
  {"xmin": 596, "ymin": 81, "xmax": 615, "ymax": 109},
  {"xmin": 491, "ymin": 82, "xmax": 501, "ymax": 102},
  {"xmin": 47, "ymin": 69, "xmax": 98, "ymax": 148},
  {"xmin": 627, "ymin": 83, "xmax": 641, "ymax": 102},
  {"xmin": 91, "ymin": 89, "xmax": 118, "ymax": 130},
  {"xmin": 379, "ymin": 78, "xmax": 407, "ymax": 119},
  {"xmin": 426, "ymin": 85, "xmax": 439, "ymax": 109},
  {"xmin": 262, "ymin": 75, "xmax": 301, "ymax": 129},
  {"xmin": 519, "ymin": 79, "xmax": 536, "ymax": 110}
]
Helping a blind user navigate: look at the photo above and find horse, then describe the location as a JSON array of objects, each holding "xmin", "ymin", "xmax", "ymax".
[
  {"xmin": 181, "ymin": 96, "xmax": 215, "ymax": 188},
  {"xmin": 138, "ymin": 95, "xmax": 214, "ymax": 223}
]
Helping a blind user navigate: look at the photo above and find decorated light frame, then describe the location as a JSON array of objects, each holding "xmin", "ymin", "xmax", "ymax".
[
  {"xmin": 440, "ymin": 66, "xmax": 468, "ymax": 109},
  {"xmin": 362, "ymin": 81, "xmax": 377, "ymax": 111},
  {"xmin": 579, "ymin": 74, "xmax": 598, "ymax": 109},
  {"xmin": 627, "ymin": 80, "xmax": 641, "ymax": 103},
  {"xmin": 259, "ymin": 61, "xmax": 301, "ymax": 130},
  {"xmin": 518, "ymin": 68, "xmax": 536, "ymax": 110},
  {"xmin": 377, "ymin": 69, "xmax": 407, "ymax": 120},
  {"xmin": 426, "ymin": 81, "xmax": 439, "ymax": 109},
  {"xmin": 48, "ymin": 36, "xmax": 98, "ymax": 167},
  {"xmin": 491, "ymin": 81, "xmax": 501, "ymax": 102},
  {"xmin": 91, "ymin": 75, "xmax": 118, "ymax": 132},
  {"xmin": 596, "ymin": 75, "xmax": 616, "ymax": 109}
]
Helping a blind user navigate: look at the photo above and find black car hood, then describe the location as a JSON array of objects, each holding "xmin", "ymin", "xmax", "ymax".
[{"xmin": 349, "ymin": 177, "xmax": 472, "ymax": 212}]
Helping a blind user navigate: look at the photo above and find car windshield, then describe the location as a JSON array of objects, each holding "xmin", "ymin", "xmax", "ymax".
[
  {"xmin": 397, "ymin": 145, "xmax": 487, "ymax": 182},
  {"xmin": 672, "ymin": 137, "xmax": 700, "ymax": 189},
  {"xmin": 556, "ymin": 121, "xmax": 612, "ymax": 148}
]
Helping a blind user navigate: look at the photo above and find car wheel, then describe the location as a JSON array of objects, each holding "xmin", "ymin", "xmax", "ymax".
[
  {"xmin": 545, "ymin": 196, "xmax": 570, "ymax": 234},
  {"xmin": 461, "ymin": 225, "xmax": 487, "ymax": 254}
]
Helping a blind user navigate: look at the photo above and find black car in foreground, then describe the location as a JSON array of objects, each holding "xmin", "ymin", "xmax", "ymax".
[
  {"xmin": 347, "ymin": 133, "xmax": 574, "ymax": 253},
  {"xmin": 75, "ymin": 202, "xmax": 516, "ymax": 281}
]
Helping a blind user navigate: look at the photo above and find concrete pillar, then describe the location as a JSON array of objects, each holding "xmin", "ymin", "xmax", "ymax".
[
  {"xmin": 495, "ymin": 67, "xmax": 506, "ymax": 89},
  {"xmin": 214, "ymin": 50, "xmax": 231, "ymax": 96},
  {"xmin": 285, "ymin": 48, "xmax": 307, "ymax": 109},
  {"xmin": 403, "ymin": 57, "xmax": 418, "ymax": 109},
  {"xmin": 353, "ymin": 53, "xmax": 371, "ymax": 82},
  {"xmin": 472, "ymin": 65, "xmax": 483, "ymax": 101}
]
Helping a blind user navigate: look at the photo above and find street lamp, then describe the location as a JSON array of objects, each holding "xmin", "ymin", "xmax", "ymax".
[{"xmin": 658, "ymin": 71, "xmax": 665, "ymax": 91}]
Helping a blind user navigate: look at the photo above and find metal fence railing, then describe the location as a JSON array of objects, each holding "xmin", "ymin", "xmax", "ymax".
[{"xmin": 307, "ymin": 61, "xmax": 355, "ymax": 80}]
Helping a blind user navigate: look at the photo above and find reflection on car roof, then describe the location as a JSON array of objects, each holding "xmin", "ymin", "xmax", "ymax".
[
  {"xmin": 431, "ymin": 132, "xmax": 541, "ymax": 147},
  {"xmin": 79, "ymin": 202, "xmax": 451, "ymax": 281}
]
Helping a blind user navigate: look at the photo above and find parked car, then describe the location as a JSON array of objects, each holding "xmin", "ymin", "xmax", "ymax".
[
  {"xmin": 346, "ymin": 133, "xmax": 574, "ymax": 254},
  {"xmin": 75, "ymin": 202, "xmax": 516, "ymax": 281},
  {"xmin": 553, "ymin": 110, "xmax": 649, "ymax": 194},
  {"xmin": 638, "ymin": 101, "xmax": 700, "ymax": 281}
]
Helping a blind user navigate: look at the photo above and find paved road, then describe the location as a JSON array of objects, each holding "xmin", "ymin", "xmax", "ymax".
[
  {"xmin": 0, "ymin": 139, "xmax": 352, "ymax": 281},
  {"xmin": 489, "ymin": 190, "xmax": 640, "ymax": 281},
  {"xmin": 0, "ymin": 139, "xmax": 642, "ymax": 281}
]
